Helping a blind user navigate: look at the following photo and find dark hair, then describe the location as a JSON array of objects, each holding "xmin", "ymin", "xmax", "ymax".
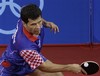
[{"xmin": 20, "ymin": 4, "xmax": 42, "ymax": 24}]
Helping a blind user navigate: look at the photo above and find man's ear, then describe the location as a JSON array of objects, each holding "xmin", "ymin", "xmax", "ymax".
[{"xmin": 22, "ymin": 21, "xmax": 26, "ymax": 26}]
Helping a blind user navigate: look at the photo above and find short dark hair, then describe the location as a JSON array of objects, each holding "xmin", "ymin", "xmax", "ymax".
[{"xmin": 20, "ymin": 4, "xmax": 42, "ymax": 24}]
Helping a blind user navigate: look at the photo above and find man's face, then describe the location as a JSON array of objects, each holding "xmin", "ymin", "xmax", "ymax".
[{"xmin": 24, "ymin": 16, "xmax": 42, "ymax": 35}]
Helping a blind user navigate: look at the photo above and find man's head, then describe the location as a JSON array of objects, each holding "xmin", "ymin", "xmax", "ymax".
[{"xmin": 21, "ymin": 4, "xmax": 43, "ymax": 35}]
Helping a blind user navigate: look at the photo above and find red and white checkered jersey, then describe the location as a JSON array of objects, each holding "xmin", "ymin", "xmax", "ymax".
[{"xmin": 20, "ymin": 50, "xmax": 44, "ymax": 70}]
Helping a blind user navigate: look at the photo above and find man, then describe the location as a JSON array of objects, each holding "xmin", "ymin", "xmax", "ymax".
[{"xmin": 0, "ymin": 4, "xmax": 86, "ymax": 76}]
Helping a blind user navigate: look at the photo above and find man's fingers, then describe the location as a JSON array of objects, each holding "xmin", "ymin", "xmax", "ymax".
[
  {"xmin": 56, "ymin": 26, "xmax": 60, "ymax": 32},
  {"xmin": 52, "ymin": 26, "xmax": 59, "ymax": 33},
  {"xmin": 81, "ymin": 68, "xmax": 87, "ymax": 75}
]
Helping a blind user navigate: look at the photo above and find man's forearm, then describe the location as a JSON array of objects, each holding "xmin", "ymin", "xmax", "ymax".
[
  {"xmin": 42, "ymin": 18, "xmax": 47, "ymax": 26},
  {"xmin": 38, "ymin": 63, "xmax": 80, "ymax": 73}
]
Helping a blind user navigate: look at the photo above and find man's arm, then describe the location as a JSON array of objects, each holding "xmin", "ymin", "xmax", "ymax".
[
  {"xmin": 42, "ymin": 18, "xmax": 59, "ymax": 33},
  {"xmin": 20, "ymin": 50, "xmax": 87, "ymax": 74},
  {"xmin": 38, "ymin": 60, "xmax": 87, "ymax": 74}
]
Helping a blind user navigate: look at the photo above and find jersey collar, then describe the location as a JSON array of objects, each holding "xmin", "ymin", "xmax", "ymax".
[{"xmin": 23, "ymin": 26, "xmax": 38, "ymax": 42}]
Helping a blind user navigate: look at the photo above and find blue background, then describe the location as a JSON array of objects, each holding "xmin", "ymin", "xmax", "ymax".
[{"xmin": 0, "ymin": 0, "xmax": 100, "ymax": 44}]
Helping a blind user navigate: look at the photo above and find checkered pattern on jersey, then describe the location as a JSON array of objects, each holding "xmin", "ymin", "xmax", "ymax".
[{"xmin": 20, "ymin": 50, "xmax": 44, "ymax": 70}]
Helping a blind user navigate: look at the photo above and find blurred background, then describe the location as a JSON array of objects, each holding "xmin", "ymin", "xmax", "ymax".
[{"xmin": 0, "ymin": 0, "xmax": 100, "ymax": 76}]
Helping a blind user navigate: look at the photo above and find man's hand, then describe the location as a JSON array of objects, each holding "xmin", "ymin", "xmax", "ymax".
[
  {"xmin": 42, "ymin": 19, "xmax": 59, "ymax": 33},
  {"xmin": 67, "ymin": 64, "xmax": 87, "ymax": 74},
  {"xmin": 46, "ymin": 22, "xmax": 59, "ymax": 33}
]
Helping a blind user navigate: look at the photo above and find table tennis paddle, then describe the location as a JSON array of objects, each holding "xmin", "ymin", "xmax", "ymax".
[{"xmin": 81, "ymin": 61, "xmax": 99, "ymax": 75}]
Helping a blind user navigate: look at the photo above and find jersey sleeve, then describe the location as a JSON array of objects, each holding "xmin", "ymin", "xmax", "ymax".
[{"xmin": 20, "ymin": 50, "xmax": 46, "ymax": 70}]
